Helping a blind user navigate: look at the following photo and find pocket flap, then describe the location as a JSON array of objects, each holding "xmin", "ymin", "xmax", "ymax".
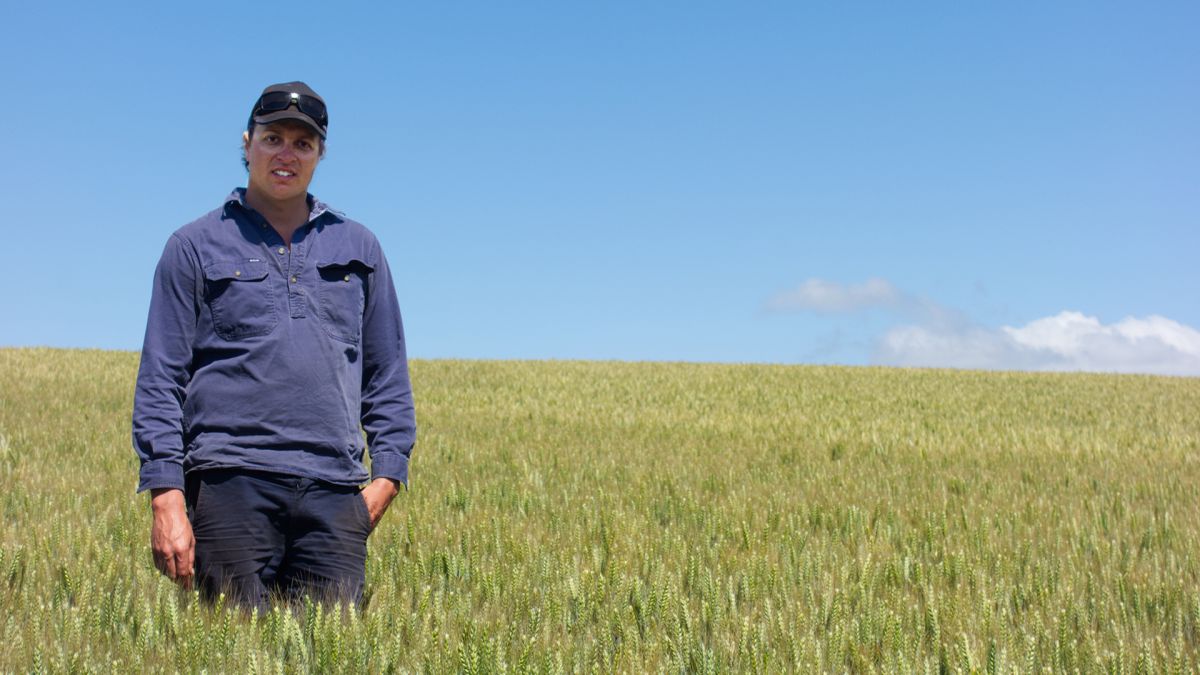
[
  {"xmin": 316, "ymin": 257, "xmax": 375, "ymax": 274},
  {"xmin": 203, "ymin": 260, "xmax": 270, "ymax": 282}
]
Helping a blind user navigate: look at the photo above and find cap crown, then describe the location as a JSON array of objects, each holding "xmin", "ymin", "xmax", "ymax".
[{"xmin": 251, "ymin": 81, "xmax": 327, "ymax": 138}]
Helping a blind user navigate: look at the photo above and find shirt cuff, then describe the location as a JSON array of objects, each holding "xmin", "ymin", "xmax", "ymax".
[
  {"xmin": 137, "ymin": 460, "xmax": 185, "ymax": 493},
  {"xmin": 370, "ymin": 452, "xmax": 409, "ymax": 488}
]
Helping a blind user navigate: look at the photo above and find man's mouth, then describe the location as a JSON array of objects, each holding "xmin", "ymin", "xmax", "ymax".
[{"xmin": 272, "ymin": 169, "xmax": 295, "ymax": 177}]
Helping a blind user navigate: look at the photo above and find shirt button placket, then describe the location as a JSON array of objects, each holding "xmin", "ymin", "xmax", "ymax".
[{"xmin": 285, "ymin": 243, "xmax": 308, "ymax": 319}]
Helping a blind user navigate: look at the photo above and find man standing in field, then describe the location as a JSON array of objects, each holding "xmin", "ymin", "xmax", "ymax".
[{"xmin": 132, "ymin": 81, "xmax": 415, "ymax": 609}]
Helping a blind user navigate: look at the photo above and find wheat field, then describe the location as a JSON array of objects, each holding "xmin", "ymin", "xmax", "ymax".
[{"xmin": 1, "ymin": 347, "xmax": 1198, "ymax": 673}]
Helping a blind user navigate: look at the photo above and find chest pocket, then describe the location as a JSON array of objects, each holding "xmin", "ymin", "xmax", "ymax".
[
  {"xmin": 202, "ymin": 260, "xmax": 277, "ymax": 340},
  {"xmin": 316, "ymin": 258, "xmax": 373, "ymax": 344}
]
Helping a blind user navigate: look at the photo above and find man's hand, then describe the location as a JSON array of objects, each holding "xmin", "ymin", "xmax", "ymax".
[
  {"xmin": 359, "ymin": 478, "xmax": 400, "ymax": 531},
  {"xmin": 150, "ymin": 488, "xmax": 195, "ymax": 587}
]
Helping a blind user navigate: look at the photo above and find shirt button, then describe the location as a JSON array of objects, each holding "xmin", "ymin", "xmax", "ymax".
[
  {"xmin": 277, "ymin": 247, "xmax": 286, "ymax": 255},
  {"xmin": 290, "ymin": 276, "xmax": 298, "ymax": 283},
  {"xmin": 234, "ymin": 270, "xmax": 241, "ymax": 277},
  {"xmin": 343, "ymin": 275, "xmax": 351, "ymax": 282}
]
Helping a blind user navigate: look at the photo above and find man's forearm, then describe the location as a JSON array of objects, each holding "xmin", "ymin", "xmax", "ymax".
[{"xmin": 150, "ymin": 487, "xmax": 185, "ymax": 509}]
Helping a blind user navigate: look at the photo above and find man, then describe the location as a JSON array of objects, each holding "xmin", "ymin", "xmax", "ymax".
[{"xmin": 132, "ymin": 81, "xmax": 415, "ymax": 610}]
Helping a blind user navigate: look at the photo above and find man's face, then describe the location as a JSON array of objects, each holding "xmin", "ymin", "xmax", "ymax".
[{"xmin": 243, "ymin": 121, "xmax": 322, "ymax": 203}]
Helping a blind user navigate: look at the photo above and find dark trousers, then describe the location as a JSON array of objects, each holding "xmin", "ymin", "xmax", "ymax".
[{"xmin": 185, "ymin": 469, "xmax": 371, "ymax": 611}]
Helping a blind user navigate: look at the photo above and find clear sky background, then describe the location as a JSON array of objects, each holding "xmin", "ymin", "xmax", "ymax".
[{"xmin": 2, "ymin": 1, "xmax": 1197, "ymax": 375}]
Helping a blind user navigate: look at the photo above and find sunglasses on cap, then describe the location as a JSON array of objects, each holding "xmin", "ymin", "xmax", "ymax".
[{"xmin": 253, "ymin": 91, "xmax": 328, "ymax": 127}]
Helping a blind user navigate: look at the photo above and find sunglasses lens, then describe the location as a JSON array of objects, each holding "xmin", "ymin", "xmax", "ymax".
[
  {"xmin": 255, "ymin": 91, "xmax": 293, "ymax": 114},
  {"xmin": 296, "ymin": 96, "xmax": 327, "ymax": 125}
]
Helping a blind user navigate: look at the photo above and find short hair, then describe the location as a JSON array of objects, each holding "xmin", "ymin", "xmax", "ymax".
[{"xmin": 241, "ymin": 119, "xmax": 326, "ymax": 171}]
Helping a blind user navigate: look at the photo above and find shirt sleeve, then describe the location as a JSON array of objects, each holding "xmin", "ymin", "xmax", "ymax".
[
  {"xmin": 359, "ymin": 240, "xmax": 417, "ymax": 487},
  {"xmin": 132, "ymin": 234, "xmax": 200, "ymax": 493}
]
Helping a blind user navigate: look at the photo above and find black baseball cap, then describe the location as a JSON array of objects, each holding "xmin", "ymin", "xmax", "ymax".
[{"xmin": 249, "ymin": 81, "xmax": 328, "ymax": 139}]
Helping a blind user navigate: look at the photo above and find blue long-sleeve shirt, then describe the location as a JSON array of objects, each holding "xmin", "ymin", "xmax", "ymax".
[{"xmin": 132, "ymin": 189, "xmax": 415, "ymax": 493}]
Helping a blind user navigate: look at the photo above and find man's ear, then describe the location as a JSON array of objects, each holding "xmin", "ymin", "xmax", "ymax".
[{"xmin": 242, "ymin": 130, "xmax": 251, "ymax": 148}]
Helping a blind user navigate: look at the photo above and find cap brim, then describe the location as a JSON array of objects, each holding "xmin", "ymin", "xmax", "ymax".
[{"xmin": 253, "ymin": 110, "xmax": 327, "ymax": 138}]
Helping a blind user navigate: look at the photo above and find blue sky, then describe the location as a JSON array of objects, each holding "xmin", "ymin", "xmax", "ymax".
[{"xmin": 2, "ymin": 1, "xmax": 1197, "ymax": 374}]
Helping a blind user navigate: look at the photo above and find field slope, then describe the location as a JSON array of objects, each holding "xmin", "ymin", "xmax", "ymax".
[{"xmin": 1, "ymin": 348, "xmax": 1198, "ymax": 672}]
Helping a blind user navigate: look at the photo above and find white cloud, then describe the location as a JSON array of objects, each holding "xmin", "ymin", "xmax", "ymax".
[
  {"xmin": 767, "ymin": 278, "xmax": 904, "ymax": 313},
  {"xmin": 769, "ymin": 277, "xmax": 1200, "ymax": 376},
  {"xmin": 878, "ymin": 311, "xmax": 1200, "ymax": 376},
  {"xmin": 875, "ymin": 324, "xmax": 1038, "ymax": 371}
]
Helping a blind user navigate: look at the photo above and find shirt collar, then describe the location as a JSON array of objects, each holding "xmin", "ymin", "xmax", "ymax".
[{"xmin": 223, "ymin": 187, "xmax": 342, "ymax": 223}]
